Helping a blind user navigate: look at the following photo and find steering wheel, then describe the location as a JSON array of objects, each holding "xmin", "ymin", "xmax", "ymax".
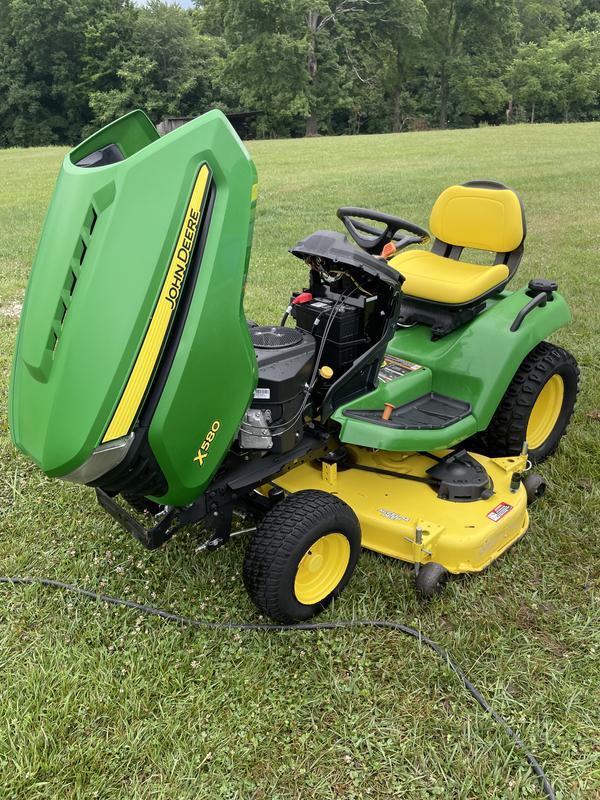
[{"xmin": 337, "ymin": 207, "xmax": 429, "ymax": 255}]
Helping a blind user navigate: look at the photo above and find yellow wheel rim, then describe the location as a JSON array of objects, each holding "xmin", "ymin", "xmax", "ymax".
[
  {"xmin": 294, "ymin": 533, "xmax": 350, "ymax": 605},
  {"xmin": 527, "ymin": 374, "xmax": 564, "ymax": 450}
]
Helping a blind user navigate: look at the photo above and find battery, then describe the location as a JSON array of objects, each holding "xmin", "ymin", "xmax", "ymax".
[
  {"xmin": 292, "ymin": 297, "xmax": 363, "ymax": 342},
  {"xmin": 292, "ymin": 296, "xmax": 367, "ymax": 371}
]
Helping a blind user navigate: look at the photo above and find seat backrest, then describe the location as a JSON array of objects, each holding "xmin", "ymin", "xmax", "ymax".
[{"xmin": 429, "ymin": 180, "xmax": 526, "ymax": 254}]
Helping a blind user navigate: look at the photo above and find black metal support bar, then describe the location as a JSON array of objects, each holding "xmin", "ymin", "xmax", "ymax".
[{"xmin": 95, "ymin": 489, "xmax": 179, "ymax": 550}]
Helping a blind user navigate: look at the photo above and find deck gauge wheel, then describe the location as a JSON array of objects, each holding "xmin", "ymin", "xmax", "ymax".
[
  {"xmin": 522, "ymin": 473, "xmax": 547, "ymax": 506},
  {"xmin": 415, "ymin": 562, "xmax": 449, "ymax": 597}
]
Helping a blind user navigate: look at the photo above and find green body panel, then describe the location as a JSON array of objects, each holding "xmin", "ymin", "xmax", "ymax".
[
  {"xmin": 10, "ymin": 110, "xmax": 258, "ymax": 505},
  {"xmin": 148, "ymin": 130, "xmax": 259, "ymax": 505},
  {"xmin": 333, "ymin": 288, "xmax": 571, "ymax": 450}
]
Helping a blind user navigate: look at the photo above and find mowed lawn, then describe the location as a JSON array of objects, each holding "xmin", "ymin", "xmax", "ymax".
[{"xmin": 0, "ymin": 123, "xmax": 599, "ymax": 800}]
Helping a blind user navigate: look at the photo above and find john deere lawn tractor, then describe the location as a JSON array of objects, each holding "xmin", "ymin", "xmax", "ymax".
[{"xmin": 9, "ymin": 110, "xmax": 579, "ymax": 622}]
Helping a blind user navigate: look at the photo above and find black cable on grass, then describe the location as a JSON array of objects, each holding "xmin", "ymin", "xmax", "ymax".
[{"xmin": 0, "ymin": 575, "xmax": 555, "ymax": 800}]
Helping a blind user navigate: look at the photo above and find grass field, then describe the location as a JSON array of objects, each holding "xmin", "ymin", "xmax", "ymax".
[{"xmin": 1, "ymin": 123, "xmax": 599, "ymax": 799}]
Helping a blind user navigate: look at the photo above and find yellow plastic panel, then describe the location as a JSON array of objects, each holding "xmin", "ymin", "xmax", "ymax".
[{"xmin": 270, "ymin": 448, "xmax": 528, "ymax": 574}]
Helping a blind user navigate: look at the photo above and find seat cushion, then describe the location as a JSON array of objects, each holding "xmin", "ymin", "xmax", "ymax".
[{"xmin": 389, "ymin": 250, "xmax": 510, "ymax": 305}]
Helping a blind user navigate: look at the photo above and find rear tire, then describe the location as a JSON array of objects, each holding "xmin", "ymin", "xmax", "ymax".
[
  {"xmin": 474, "ymin": 342, "xmax": 579, "ymax": 464},
  {"xmin": 243, "ymin": 490, "xmax": 361, "ymax": 623}
]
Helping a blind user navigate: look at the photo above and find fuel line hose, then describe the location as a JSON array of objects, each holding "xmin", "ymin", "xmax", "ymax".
[{"xmin": 0, "ymin": 575, "xmax": 555, "ymax": 800}]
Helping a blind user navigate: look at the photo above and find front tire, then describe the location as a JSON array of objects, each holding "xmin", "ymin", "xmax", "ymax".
[
  {"xmin": 476, "ymin": 342, "xmax": 579, "ymax": 464},
  {"xmin": 243, "ymin": 490, "xmax": 361, "ymax": 622}
]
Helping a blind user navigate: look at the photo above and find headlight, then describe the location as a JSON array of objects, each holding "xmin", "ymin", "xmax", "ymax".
[{"xmin": 62, "ymin": 433, "xmax": 135, "ymax": 484}]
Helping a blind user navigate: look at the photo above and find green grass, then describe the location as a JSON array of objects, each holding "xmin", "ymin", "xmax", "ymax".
[{"xmin": 1, "ymin": 123, "xmax": 599, "ymax": 799}]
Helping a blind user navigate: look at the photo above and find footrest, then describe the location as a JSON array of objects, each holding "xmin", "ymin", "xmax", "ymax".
[{"xmin": 343, "ymin": 393, "xmax": 471, "ymax": 430}]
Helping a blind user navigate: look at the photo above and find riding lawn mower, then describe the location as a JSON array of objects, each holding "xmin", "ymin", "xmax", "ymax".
[{"xmin": 9, "ymin": 110, "xmax": 579, "ymax": 622}]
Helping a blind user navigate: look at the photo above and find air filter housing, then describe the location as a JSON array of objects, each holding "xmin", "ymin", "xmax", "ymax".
[
  {"xmin": 251, "ymin": 326, "xmax": 304, "ymax": 349},
  {"xmin": 250, "ymin": 326, "xmax": 316, "ymax": 453}
]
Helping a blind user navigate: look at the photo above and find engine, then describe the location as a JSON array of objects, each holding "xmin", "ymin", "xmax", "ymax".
[
  {"xmin": 238, "ymin": 228, "xmax": 402, "ymax": 457},
  {"xmin": 240, "ymin": 325, "xmax": 315, "ymax": 454}
]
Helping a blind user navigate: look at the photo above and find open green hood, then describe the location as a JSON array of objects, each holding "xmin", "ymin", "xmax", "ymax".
[{"xmin": 10, "ymin": 109, "xmax": 258, "ymax": 506}]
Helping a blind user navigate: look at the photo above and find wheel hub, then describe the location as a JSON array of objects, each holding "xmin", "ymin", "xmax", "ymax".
[
  {"xmin": 294, "ymin": 533, "xmax": 350, "ymax": 605},
  {"xmin": 527, "ymin": 374, "xmax": 564, "ymax": 450}
]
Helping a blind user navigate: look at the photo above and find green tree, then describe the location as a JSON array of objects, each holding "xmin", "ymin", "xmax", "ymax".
[
  {"xmin": 89, "ymin": 0, "xmax": 222, "ymax": 126},
  {"xmin": 0, "ymin": 0, "xmax": 599, "ymax": 146},
  {"xmin": 300, "ymin": 0, "xmax": 425, "ymax": 136},
  {"xmin": 515, "ymin": 0, "xmax": 565, "ymax": 44},
  {"xmin": 508, "ymin": 41, "xmax": 564, "ymax": 122},
  {"xmin": 558, "ymin": 27, "xmax": 600, "ymax": 120},
  {"xmin": 0, "ymin": 0, "xmax": 93, "ymax": 145},
  {"xmin": 83, "ymin": 1, "xmax": 138, "ymax": 96},
  {"xmin": 508, "ymin": 26, "xmax": 600, "ymax": 123},
  {"xmin": 203, "ymin": 0, "xmax": 427, "ymax": 137},
  {"xmin": 421, "ymin": 0, "xmax": 519, "ymax": 128},
  {"xmin": 199, "ymin": 0, "xmax": 309, "ymax": 136},
  {"xmin": 379, "ymin": 0, "xmax": 428, "ymax": 132},
  {"xmin": 329, "ymin": 0, "xmax": 426, "ymax": 134},
  {"xmin": 0, "ymin": 0, "xmax": 138, "ymax": 146}
]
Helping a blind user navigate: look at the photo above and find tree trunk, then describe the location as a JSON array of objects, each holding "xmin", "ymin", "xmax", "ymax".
[
  {"xmin": 439, "ymin": 64, "xmax": 449, "ymax": 128},
  {"xmin": 530, "ymin": 101, "xmax": 535, "ymax": 124},
  {"xmin": 306, "ymin": 11, "xmax": 319, "ymax": 137},
  {"xmin": 393, "ymin": 92, "xmax": 403, "ymax": 133},
  {"xmin": 305, "ymin": 113, "xmax": 319, "ymax": 136},
  {"xmin": 506, "ymin": 97, "xmax": 513, "ymax": 125}
]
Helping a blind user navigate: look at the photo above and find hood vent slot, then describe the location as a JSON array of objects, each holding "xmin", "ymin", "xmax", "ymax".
[
  {"xmin": 50, "ymin": 204, "xmax": 98, "ymax": 357},
  {"xmin": 89, "ymin": 207, "xmax": 98, "ymax": 235}
]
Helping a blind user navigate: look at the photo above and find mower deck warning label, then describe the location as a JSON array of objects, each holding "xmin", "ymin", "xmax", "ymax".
[
  {"xmin": 487, "ymin": 502, "xmax": 513, "ymax": 522},
  {"xmin": 379, "ymin": 354, "xmax": 423, "ymax": 383}
]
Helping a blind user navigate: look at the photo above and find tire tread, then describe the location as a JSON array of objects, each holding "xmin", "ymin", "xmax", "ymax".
[
  {"xmin": 472, "ymin": 341, "xmax": 579, "ymax": 463},
  {"xmin": 243, "ymin": 490, "xmax": 359, "ymax": 622}
]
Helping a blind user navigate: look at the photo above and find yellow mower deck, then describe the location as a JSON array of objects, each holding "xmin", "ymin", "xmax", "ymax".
[{"xmin": 269, "ymin": 448, "xmax": 529, "ymax": 575}]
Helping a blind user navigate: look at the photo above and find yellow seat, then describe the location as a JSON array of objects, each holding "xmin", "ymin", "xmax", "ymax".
[
  {"xmin": 391, "ymin": 249, "xmax": 510, "ymax": 305},
  {"xmin": 391, "ymin": 181, "xmax": 526, "ymax": 306}
]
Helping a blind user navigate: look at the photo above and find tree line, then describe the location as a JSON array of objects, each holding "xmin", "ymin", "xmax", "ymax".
[{"xmin": 0, "ymin": 0, "xmax": 599, "ymax": 147}]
